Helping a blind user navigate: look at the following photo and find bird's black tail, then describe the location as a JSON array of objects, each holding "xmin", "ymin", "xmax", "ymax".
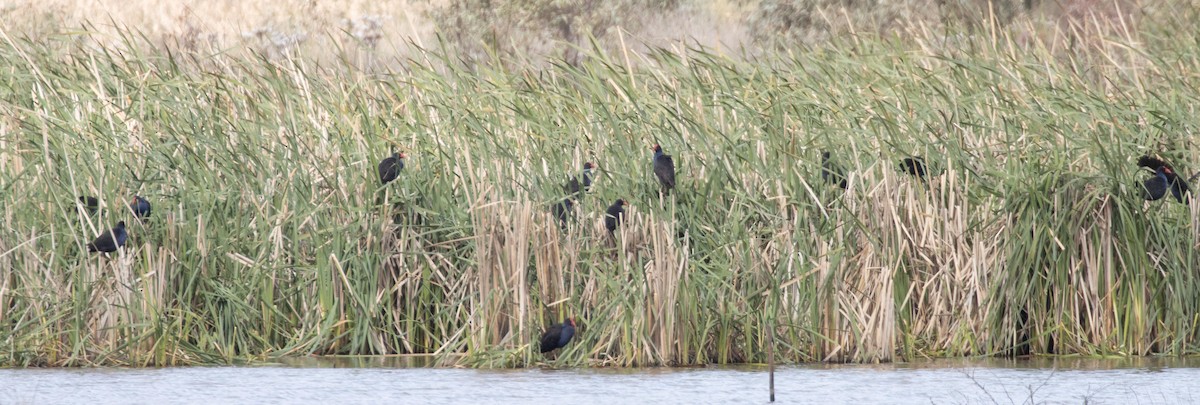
[{"xmin": 1138, "ymin": 155, "xmax": 1171, "ymax": 170}]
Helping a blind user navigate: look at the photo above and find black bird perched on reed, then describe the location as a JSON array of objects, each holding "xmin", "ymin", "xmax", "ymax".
[
  {"xmin": 581, "ymin": 162, "xmax": 595, "ymax": 191},
  {"xmin": 821, "ymin": 151, "xmax": 847, "ymax": 189},
  {"xmin": 899, "ymin": 156, "xmax": 927, "ymax": 178},
  {"xmin": 378, "ymin": 151, "xmax": 406, "ymax": 185},
  {"xmin": 539, "ymin": 318, "xmax": 577, "ymax": 354},
  {"xmin": 1137, "ymin": 155, "xmax": 1191, "ymax": 204},
  {"xmin": 77, "ymin": 196, "xmax": 99, "ymax": 215},
  {"xmin": 652, "ymin": 144, "xmax": 676, "ymax": 193},
  {"xmin": 605, "ymin": 199, "xmax": 628, "ymax": 234},
  {"xmin": 552, "ymin": 198, "xmax": 573, "ymax": 230},
  {"xmin": 87, "ymin": 221, "xmax": 127, "ymax": 253},
  {"xmin": 564, "ymin": 162, "xmax": 597, "ymax": 200},
  {"xmin": 1141, "ymin": 166, "xmax": 1170, "ymax": 201},
  {"xmin": 130, "ymin": 196, "xmax": 152, "ymax": 219}
]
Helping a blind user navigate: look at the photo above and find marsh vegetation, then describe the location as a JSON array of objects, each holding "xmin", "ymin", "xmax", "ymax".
[{"xmin": 2, "ymin": 0, "xmax": 1200, "ymax": 367}]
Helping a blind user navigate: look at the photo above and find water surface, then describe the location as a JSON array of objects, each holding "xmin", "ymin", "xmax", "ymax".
[{"xmin": 2, "ymin": 357, "xmax": 1198, "ymax": 404}]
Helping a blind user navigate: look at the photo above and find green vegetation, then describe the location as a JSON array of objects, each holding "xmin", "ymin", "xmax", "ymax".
[{"xmin": 3, "ymin": 5, "xmax": 1200, "ymax": 367}]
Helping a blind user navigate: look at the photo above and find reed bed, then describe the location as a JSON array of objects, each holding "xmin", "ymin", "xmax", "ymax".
[{"xmin": 3, "ymin": 10, "xmax": 1200, "ymax": 367}]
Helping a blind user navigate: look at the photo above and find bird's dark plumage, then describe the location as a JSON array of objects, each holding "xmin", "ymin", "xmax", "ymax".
[
  {"xmin": 899, "ymin": 156, "xmax": 927, "ymax": 177},
  {"xmin": 1137, "ymin": 155, "xmax": 1170, "ymax": 171},
  {"xmin": 1136, "ymin": 155, "xmax": 1190, "ymax": 204},
  {"xmin": 565, "ymin": 177, "xmax": 580, "ymax": 197},
  {"xmin": 78, "ymin": 196, "xmax": 99, "ymax": 215},
  {"xmin": 378, "ymin": 152, "xmax": 405, "ymax": 185},
  {"xmin": 539, "ymin": 318, "xmax": 577, "ymax": 353},
  {"xmin": 88, "ymin": 221, "xmax": 127, "ymax": 253},
  {"xmin": 1165, "ymin": 167, "xmax": 1191, "ymax": 204},
  {"xmin": 821, "ymin": 151, "xmax": 847, "ymax": 189},
  {"xmin": 130, "ymin": 196, "xmax": 152, "ymax": 218},
  {"xmin": 605, "ymin": 199, "xmax": 627, "ymax": 233},
  {"xmin": 582, "ymin": 162, "xmax": 595, "ymax": 192},
  {"xmin": 652, "ymin": 145, "xmax": 676, "ymax": 192},
  {"xmin": 1142, "ymin": 167, "xmax": 1169, "ymax": 201},
  {"xmin": 564, "ymin": 162, "xmax": 596, "ymax": 200},
  {"xmin": 552, "ymin": 198, "xmax": 573, "ymax": 230}
]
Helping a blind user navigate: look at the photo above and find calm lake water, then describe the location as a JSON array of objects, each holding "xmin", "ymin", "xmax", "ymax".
[{"xmin": 2, "ymin": 357, "xmax": 1198, "ymax": 404}]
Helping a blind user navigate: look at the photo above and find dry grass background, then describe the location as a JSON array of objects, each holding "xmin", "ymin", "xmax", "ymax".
[
  {"xmin": 0, "ymin": 0, "xmax": 1156, "ymax": 65},
  {"xmin": 0, "ymin": 0, "xmax": 750, "ymax": 65}
]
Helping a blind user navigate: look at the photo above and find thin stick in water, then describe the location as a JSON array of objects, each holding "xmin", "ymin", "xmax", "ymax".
[{"xmin": 769, "ymin": 321, "xmax": 775, "ymax": 402}]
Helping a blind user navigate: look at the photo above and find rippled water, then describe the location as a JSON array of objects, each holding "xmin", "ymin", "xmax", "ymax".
[{"xmin": 2, "ymin": 357, "xmax": 1198, "ymax": 404}]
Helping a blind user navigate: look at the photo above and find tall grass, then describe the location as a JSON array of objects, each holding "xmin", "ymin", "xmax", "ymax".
[{"xmin": 4, "ymin": 9, "xmax": 1200, "ymax": 367}]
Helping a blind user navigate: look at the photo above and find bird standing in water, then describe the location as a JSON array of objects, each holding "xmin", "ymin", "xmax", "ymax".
[
  {"xmin": 88, "ymin": 221, "xmax": 127, "ymax": 253},
  {"xmin": 821, "ymin": 151, "xmax": 847, "ymax": 189},
  {"xmin": 130, "ymin": 196, "xmax": 152, "ymax": 219},
  {"xmin": 605, "ymin": 199, "xmax": 628, "ymax": 234},
  {"xmin": 378, "ymin": 151, "xmax": 406, "ymax": 185},
  {"xmin": 652, "ymin": 144, "xmax": 676, "ymax": 194},
  {"xmin": 539, "ymin": 318, "xmax": 577, "ymax": 354}
]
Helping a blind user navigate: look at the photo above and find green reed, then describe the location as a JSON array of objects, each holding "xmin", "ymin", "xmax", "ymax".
[{"xmin": 3, "ymin": 11, "xmax": 1200, "ymax": 367}]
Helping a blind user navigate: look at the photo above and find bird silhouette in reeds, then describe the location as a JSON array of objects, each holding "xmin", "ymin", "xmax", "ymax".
[
  {"xmin": 820, "ymin": 151, "xmax": 847, "ymax": 189},
  {"xmin": 77, "ymin": 196, "xmax": 99, "ymax": 215},
  {"xmin": 130, "ymin": 196, "xmax": 152, "ymax": 219},
  {"xmin": 564, "ymin": 162, "xmax": 596, "ymax": 201},
  {"xmin": 378, "ymin": 151, "xmax": 406, "ymax": 185},
  {"xmin": 1137, "ymin": 155, "xmax": 1191, "ymax": 204},
  {"xmin": 87, "ymin": 221, "xmax": 127, "ymax": 253},
  {"xmin": 1141, "ymin": 166, "xmax": 1170, "ymax": 201},
  {"xmin": 652, "ymin": 144, "xmax": 676, "ymax": 194},
  {"xmin": 552, "ymin": 198, "xmax": 573, "ymax": 230},
  {"xmin": 605, "ymin": 199, "xmax": 628, "ymax": 234},
  {"xmin": 540, "ymin": 318, "xmax": 577, "ymax": 354},
  {"xmin": 899, "ymin": 156, "xmax": 927, "ymax": 178}
]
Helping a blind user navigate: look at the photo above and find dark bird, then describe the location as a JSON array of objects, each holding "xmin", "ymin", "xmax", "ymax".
[
  {"xmin": 1141, "ymin": 166, "xmax": 1169, "ymax": 201},
  {"xmin": 539, "ymin": 317, "xmax": 577, "ymax": 354},
  {"xmin": 1137, "ymin": 155, "xmax": 1170, "ymax": 171},
  {"xmin": 1165, "ymin": 166, "xmax": 1191, "ymax": 204},
  {"xmin": 605, "ymin": 199, "xmax": 628, "ymax": 234},
  {"xmin": 552, "ymin": 198, "xmax": 573, "ymax": 230},
  {"xmin": 564, "ymin": 162, "xmax": 595, "ymax": 200},
  {"xmin": 821, "ymin": 151, "xmax": 847, "ymax": 189},
  {"xmin": 582, "ymin": 162, "xmax": 595, "ymax": 192},
  {"xmin": 899, "ymin": 156, "xmax": 927, "ymax": 177},
  {"xmin": 130, "ymin": 196, "xmax": 152, "ymax": 218},
  {"xmin": 87, "ymin": 221, "xmax": 127, "ymax": 253},
  {"xmin": 378, "ymin": 151, "xmax": 406, "ymax": 185},
  {"xmin": 1137, "ymin": 155, "xmax": 1190, "ymax": 204},
  {"xmin": 77, "ymin": 196, "xmax": 99, "ymax": 215},
  {"xmin": 652, "ymin": 144, "xmax": 676, "ymax": 193}
]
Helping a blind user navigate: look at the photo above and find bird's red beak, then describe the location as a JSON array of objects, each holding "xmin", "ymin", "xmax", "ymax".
[
  {"xmin": 399, "ymin": 153, "xmax": 407, "ymax": 158},
  {"xmin": 1164, "ymin": 167, "xmax": 1174, "ymax": 175}
]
